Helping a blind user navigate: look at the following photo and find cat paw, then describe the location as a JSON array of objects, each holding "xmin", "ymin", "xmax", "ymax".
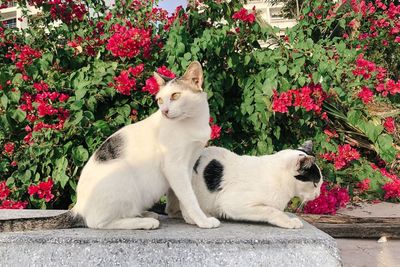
[
  {"xmin": 196, "ymin": 217, "xmax": 220, "ymax": 229},
  {"xmin": 283, "ymin": 218, "xmax": 303, "ymax": 229},
  {"xmin": 142, "ymin": 218, "xmax": 160, "ymax": 230},
  {"xmin": 274, "ymin": 217, "xmax": 303, "ymax": 229}
]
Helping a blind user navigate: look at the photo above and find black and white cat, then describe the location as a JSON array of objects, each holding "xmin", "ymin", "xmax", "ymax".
[
  {"xmin": 0, "ymin": 62, "xmax": 220, "ymax": 231},
  {"xmin": 167, "ymin": 141, "xmax": 323, "ymax": 229}
]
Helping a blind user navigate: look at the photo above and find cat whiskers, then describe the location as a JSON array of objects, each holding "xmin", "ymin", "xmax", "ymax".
[{"xmin": 295, "ymin": 200, "xmax": 307, "ymax": 213}]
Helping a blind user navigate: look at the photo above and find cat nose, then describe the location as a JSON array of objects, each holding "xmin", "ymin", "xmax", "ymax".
[{"xmin": 162, "ymin": 109, "xmax": 169, "ymax": 116}]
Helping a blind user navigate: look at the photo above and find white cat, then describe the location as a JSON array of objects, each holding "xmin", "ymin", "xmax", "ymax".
[
  {"xmin": 0, "ymin": 62, "xmax": 220, "ymax": 232},
  {"xmin": 167, "ymin": 141, "xmax": 322, "ymax": 229}
]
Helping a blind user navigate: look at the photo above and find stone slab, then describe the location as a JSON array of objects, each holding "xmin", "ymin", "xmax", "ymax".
[
  {"xmin": 0, "ymin": 210, "xmax": 341, "ymax": 267},
  {"xmin": 336, "ymin": 202, "xmax": 400, "ymax": 267}
]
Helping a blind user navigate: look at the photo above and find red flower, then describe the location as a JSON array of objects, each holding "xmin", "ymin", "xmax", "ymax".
[
  {"xmin": 272, "ymin": 90, "xmax": 292, "ymax": 113},
  {"xmin": 321, "ymin": 144, "xmax": 360, "ymax": 170},
  {"xmin": 382, "ymin": 179, "xmax": 400, "ymax": 200},
  {"xmin": 105, "ymin": 12, "xmax": 112, "ymax": 21},
  {"xmin": 4, "ymin": 142, "xmax": 15, "ymax": 155},
  {"xmin": 49, "ymin": 0, "xmax": 87, "ymax": 24},
  {"xmin": 142, "ymin": 76, "xmax": 159, "ymax": 95},
  {"xmin": 357, "ymin": 87, "xmax": 374, "ymax": 104},
  {"xmin": 383, "ymin": 117, "xmax": 396, "ymax": 133},
  {"xmin": 0, "ymin": 181, "xmax": 10, "ymax": 200},
  {"xmin": 303, "ymin": 182, "xmax": 350, "ymax": 214},
  {"xmin": 33, "ymin": 81, "xmax": 49, "ymax": 92},
  {"xmin": 232, "ymin": 7, "xmax": 256, "ymax": 24},
  {"xmin": 28, "ymin": 178, "xmax": 54, "ymax": 202},
  {"xmin": 106, "ymin": 24, "xmax": 151, "ymax": 59},
  {"xmin": 128, "ymin": 64, "xmax": 144, "ymax": 77},
  {"xmin": 209, "ymin": 117, "xmax": 222, "ymax": 140},
  {"xmin": 164, "ymin": 6, "xmax": 188, "ymax": 31},
  {"xmin": 272, "ymin": 84, "xmax": 327, "ymax": 115},
  {"xmin": 0, "ymin": 200, "xmax": 27, "ymax": 209},
  {"xmin": 112, "ymin": 70, "xmax": 136, "ymax": 95},
  {"xmin": 157, "ymin": 66, "xmax": 176, "ymax": 79},
  {"xmin": 356, "ymin": 178, "xmax": 370, "ymax": 192}
]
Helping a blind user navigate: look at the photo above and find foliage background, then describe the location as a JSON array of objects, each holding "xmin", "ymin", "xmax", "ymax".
[{"xmin": 0, "ymin": 0, "xmax": 399, "ymax": 212}]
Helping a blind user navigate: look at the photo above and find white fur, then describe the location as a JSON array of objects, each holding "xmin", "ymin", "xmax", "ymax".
[
  {"xmin": 72, "ymin": 62, "xmax": 220, "ymax": 229},
  {"xmin": 167, "ymin": 146, "xmax": 322, "ymax": 229}
]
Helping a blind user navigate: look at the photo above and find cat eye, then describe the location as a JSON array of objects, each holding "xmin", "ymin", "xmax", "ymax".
[
  {"xmin": 157, "ymin": 98, "xmax": 164, "ymax": 104},
  {"xmin": 170, "ymin": 92, "xmax": 181, "ymax": 101}
]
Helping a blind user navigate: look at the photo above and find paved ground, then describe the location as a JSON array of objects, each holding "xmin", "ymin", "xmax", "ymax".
[
  {"xmin": 336, "ymin": 202, "xmax": 400, "ymax": 267},
  {"xmin": 0, "ymin": 210, "xmax": 341, "ymax": 267}
]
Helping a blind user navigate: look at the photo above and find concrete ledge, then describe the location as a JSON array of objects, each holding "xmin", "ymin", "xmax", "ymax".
[{"xmin": 0, "ymin": 210, "xmax": 341, "ymax": 266}]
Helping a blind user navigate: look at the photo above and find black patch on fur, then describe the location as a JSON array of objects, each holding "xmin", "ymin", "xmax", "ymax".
[
  {"xmin": 295, "ymin": 163, "xmax": 321, "ymax": 184},
  {"xmin": 295, "ymin": 148, "xmax": 315, "ymax": 156},
  {"xmin": 203, "ymin": 159, "xmax": 223, "ymax": 192},
  {"xmin": 193, "ymin": 157, "xmax": 201, "ymax": 174},
  {"xmin": 95, "ymin": 134, "xmax": 123, "ymax": 162}
]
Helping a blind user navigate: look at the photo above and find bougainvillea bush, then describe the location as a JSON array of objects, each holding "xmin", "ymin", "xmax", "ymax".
[{"xmin": 0, "ymin": 0, "xmax": 399, "ymax": 213}]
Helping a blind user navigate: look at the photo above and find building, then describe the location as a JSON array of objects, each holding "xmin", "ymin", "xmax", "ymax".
[
  {"xmin": 0, "ymin": 1, "xmax": 39, "ymax": 29},
  {"xmin": 245, "ymin": 1, "xmax": 297, "ymax": 30}
]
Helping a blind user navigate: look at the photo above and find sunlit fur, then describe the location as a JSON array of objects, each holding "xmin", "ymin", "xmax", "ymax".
[
  {"xmin": 167, "ymin": 142, "xmax": 323, "ymax": 229},
  {"xmin": 72, "ymin": 62, "xmax": 220, "ymax": 230}
]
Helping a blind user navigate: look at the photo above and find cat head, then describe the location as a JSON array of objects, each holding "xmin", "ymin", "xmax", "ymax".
[
  {"xmin": 291, "ymin": 140, "xmax": 323, "ymax": 202},
  {"xmin": 155, "ymin": 61, "xmax": 207, "ymax": 120}
]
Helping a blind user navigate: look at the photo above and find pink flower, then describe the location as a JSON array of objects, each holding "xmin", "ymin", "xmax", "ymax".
[
  {"xmin": 142, "ymin": 76, "xmax": 159, "ymax": 95},
  {"xmin": 358, "ymin": 87, "xmax": 374, "ymax": 104},
  {"xmin": 383, "ymin": 117, "xmax": 396, "ymax": 133},
  {"xmin": 356, "ymin": 178, "xmax": 370, "ymax": 192}
]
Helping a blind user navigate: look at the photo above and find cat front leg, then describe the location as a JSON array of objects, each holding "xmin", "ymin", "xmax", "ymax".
[
  {"xmin": 163, "ymin": 166, "xmax": 220, "ymax": 228},
  {"xmin": 223, "ymin": 205, "xmax": 303, "ymax": 229}
]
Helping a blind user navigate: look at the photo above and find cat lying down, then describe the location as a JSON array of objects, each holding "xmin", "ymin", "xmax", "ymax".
[{"xmin": 166, "ymin": 141, "xmax": 323, "ymax": 229}]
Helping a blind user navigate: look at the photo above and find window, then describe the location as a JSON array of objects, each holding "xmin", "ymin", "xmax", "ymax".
[
  {"xmin": 0, "ymin": 1, "xmax": 17, "ymax": 7},
  {"xmin": 270, "ymin": 7, "xmax": 284, "ymax": 20},
  {"xmin": 2, "ymin": 18, "xmax": 17, "ymax": 28}
]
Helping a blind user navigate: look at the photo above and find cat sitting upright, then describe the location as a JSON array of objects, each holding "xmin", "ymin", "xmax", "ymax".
[
  {"xmin": 0, "ymin": 61, "xmax": 220, "ymax": 232},
  {"xmin": 167, "ymin": 141, "xmax": 322, "ymax": 229}
]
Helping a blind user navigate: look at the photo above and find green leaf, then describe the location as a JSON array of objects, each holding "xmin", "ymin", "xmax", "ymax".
[
  {"xmin": 298, "ymin": 76, "xmax": 306, "ymax": 87},
  {"xmin": 52, "ymin": 157, "xmax": 69, "ymax": 188},
  {"xmin": 72, "ymin": 145, "xmax": 89, "ymax": 166},
  {"xmin": 1, "ymin": 94, "xmax": 8, "ymax": 109},
  {"xmin": 279, "ymin": 65, "xmax": 287, "ymax": 74},
  {"xmin": 11, "ymin": 109, "xmax": 26, "ymax": 122}
]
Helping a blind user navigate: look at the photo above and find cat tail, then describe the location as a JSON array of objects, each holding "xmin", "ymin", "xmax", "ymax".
[{"xmin": 0, "ymin": 211, "xmax": 85, "ymax": 232}]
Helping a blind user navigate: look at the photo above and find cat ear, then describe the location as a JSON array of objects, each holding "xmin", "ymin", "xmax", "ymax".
[
  {"xmin": 181, "ymin": 61, "xmax": 203, "ymax": 91},
  {"xmin": 153, "ymin": 72, "xmax": 166, "ymax": 87},
  {"xmin": 298, "ymin": 140, "xmax": 313, "ymax": 155},
  {"xmin": 297, "ymin": 155, "xmax": 316, "ymax": 170}
]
